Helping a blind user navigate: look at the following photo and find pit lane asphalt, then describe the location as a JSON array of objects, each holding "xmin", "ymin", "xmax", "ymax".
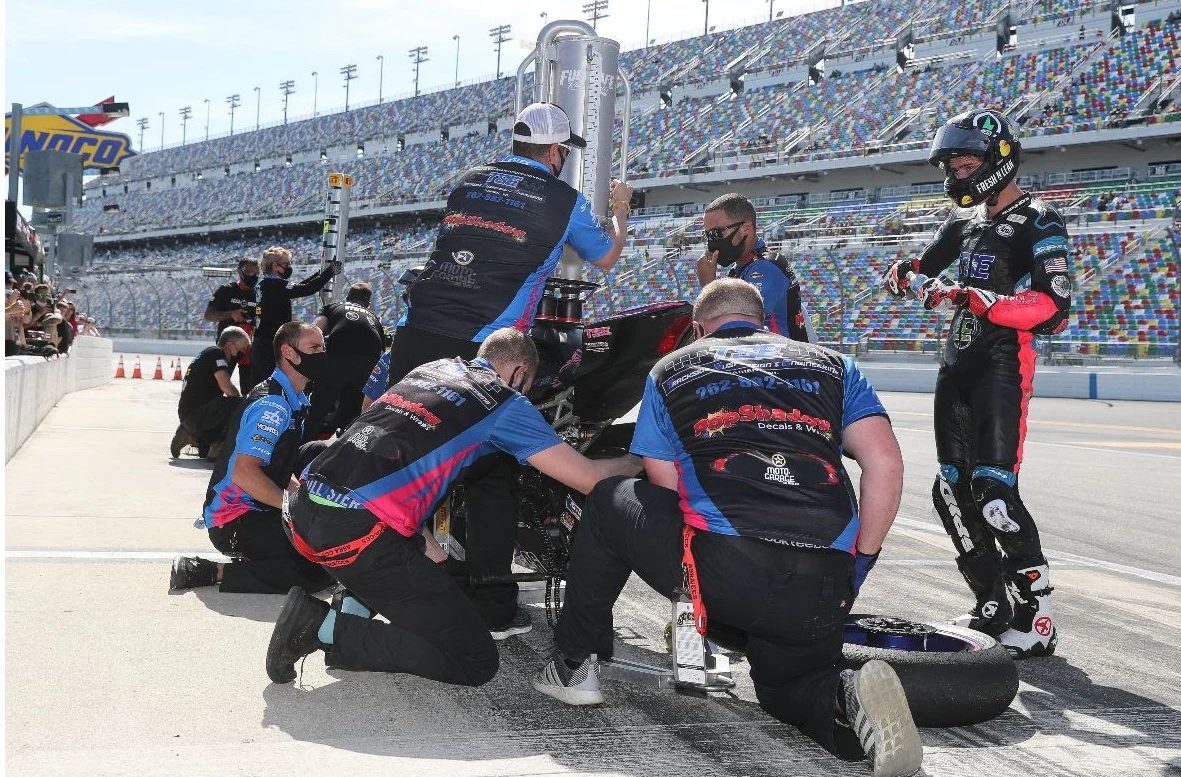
[{"xmin": 5, "ymin": 376, "xmax": 1180, "ymax": 776}]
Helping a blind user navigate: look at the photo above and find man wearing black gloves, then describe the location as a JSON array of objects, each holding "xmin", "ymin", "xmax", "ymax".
[
  {"xmin": 695, "ymin": 193, "xmax": 814, "ymax": 342},
  {"xmin": 204, "ymin": 258, "xmax": 260, "ymax": 392},
  {"xmin": 881, "ymin": 109, "xmax": 1071, "ymax": 659},
  {"xmin": 169, "ymin": 321, "xmax": 334, "ymax": 596},
  {"xmin": 171, "ymin": 326, "xmax": 251, "ymax": 459},
  {"xmin": 306, "ymin": 281, "xmax": 386, "ymax": 440},
  {"xmin": 249, "ymin": 246, "xmax": 338, "ymax": 390},
  {"xmin": 532, "ymin": 279, "xmax": 920, "ymax": 777}
]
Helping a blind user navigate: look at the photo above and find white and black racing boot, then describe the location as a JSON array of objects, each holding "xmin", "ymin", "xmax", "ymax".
[
  {"xmin": 998, "ymin": 564, "xmax": 1057, "ymax": 659},
  {"xmin": 951, "ymin": 550, "xmax": 1014, "ymax": 637}
]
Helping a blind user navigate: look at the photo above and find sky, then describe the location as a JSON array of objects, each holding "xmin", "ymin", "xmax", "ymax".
[{"xmin": 5, "ymin": 0, "xmax": 842, "ymax": 152}]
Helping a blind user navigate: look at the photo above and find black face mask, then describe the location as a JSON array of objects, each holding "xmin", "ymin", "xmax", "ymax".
[
  {"xmin": 241, "ymin": 274, "xmax": 259, "ymax": 288},
  {"xmin": 290, "ymin": 347, "xmax": 331, "ymax": 383},
  {"xmin": 278, "ymin": 266, "xmax": 293, "ymax": 280},
  {"xmin": 707, "ymin": 229, "xmax": 746, "ymax": 268}
]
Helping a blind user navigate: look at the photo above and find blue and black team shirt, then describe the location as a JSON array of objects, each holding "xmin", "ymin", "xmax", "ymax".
[
  {"xmin": 301, "ymin": 357, "xmax": 562, "ymax": 537},
  {"xmin": 630, "ymin": 323, "xmax": 887, "ymax": 553},
  {"xmin": 729, "ymin": 240, "xmax": 813, "ymax": 342},
  {"xmin": 405, "ymin": 155, "xmax": 613, "ymax": 343},
  {"xmin": 203, "ymin": 368, "xmax": 309, "ymax": 528},
  {"xmin": 362, "ymin": 350, "xmax": 391, "ymax": 403}
]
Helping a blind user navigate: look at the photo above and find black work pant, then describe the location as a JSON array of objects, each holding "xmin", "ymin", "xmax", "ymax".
[
  {"xmin": 248, "ymin": 338, "xmax": 277, "ymax": 392},
  {"xmin": 207, "ymin": 508, "xmax": 333, "ymax": 595},
  {"xmin": 305, "ymin": 352, "xmax": 381, "ymax": 441},
  {"xmin": 288, "ymin": 489, "xmax": 499, "ymax": 686},
  {"xmin": 556, "ymin": 477, "xmax": 863, "ymax": 761},
  {"xmin": 389, "ymin": 325, "xmax": 519, "ymax": 627},
  {"xmin": 181, "ymin": 396, "xmax": 241, "ymax": 448}
]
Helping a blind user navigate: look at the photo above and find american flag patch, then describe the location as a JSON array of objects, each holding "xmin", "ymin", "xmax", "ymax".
[{"xmin": 1043, "ymin": 256, "xmax": 1067, "ymax": 273}]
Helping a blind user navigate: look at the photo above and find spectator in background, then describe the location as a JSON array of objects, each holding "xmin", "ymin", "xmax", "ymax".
[
  {"xmin": 249, "ymin": 247, "xmax": 338, "ymax": 391},
  {"xmin": 205, "ymin": 258, "xmax": 261, "ymax": 393},
  {"xmin": 5, "ymin": 272, "xmax": 29, "ymax": 355},
  {"xmin": 79, "ymin": 317, "xmax": 101, "ymax": 337},
  {"xmin": 171, "ymin": 326, "xmax": 252, "ymax": 460},
  {"xmin": 306, "ymin": 281, "xmax": 386, "ymax": 440}
]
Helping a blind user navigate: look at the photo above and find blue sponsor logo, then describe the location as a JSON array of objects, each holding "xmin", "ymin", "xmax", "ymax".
[
  {"xmin": 1033, "ymin": 236, "xmax": 1068, "ymax": 257},
  {"xmin": 959, "ymin": 252, "xmax": 996, "ymax": 280},
  {"xmin": 486, "ymin": 172, "xmax": 524, "ymax": 189}
]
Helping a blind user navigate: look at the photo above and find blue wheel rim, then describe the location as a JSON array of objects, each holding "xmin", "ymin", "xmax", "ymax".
[{"xmin": 844, "ymin": 615, "xmax": 977, "ymax": 653}]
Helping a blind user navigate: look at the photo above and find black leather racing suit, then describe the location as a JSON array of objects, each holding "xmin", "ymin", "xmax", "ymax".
[{"xmin": 916, "ymin": 193, "xmax": 1072, "ymax": 631}]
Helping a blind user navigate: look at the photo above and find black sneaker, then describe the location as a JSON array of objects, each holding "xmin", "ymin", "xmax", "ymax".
[
  {"xmin": 266, "ymin": 587, "xmax": 329, "ymax": 684},
  {"xmin": 842, "ymin": 661, "xmax": 923, "ymax": 777},
  {"xmin": 169, "ymin": 425, "xmax": 190, "ymax": 459},
  {"xmin": 533, "ymin": 652, "xmax": 604, "ymax": 705},
  {"xmin": 490, "ymin": 607, "xmax": 532, "ymax": 640},
  {"xmin": 169, "ymin": 556, "xmax": 218, "ymax": 591}
]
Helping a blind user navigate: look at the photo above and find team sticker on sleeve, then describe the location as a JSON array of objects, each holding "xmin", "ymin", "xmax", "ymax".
[{"xmin": 1051, "ymin": 275, "xmax": 1072, "ymax": 298}]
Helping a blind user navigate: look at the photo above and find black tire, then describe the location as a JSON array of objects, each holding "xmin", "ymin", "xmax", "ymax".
[{"xmin": 842, "ymin": 614, "xmax": 1018, "ymax": 728}]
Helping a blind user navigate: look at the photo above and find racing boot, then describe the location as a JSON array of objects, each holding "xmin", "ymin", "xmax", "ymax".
[
  {"xmin": 997, "ymin": 564, "xmax": 1057, "ymax": 659},
  {"xmin": 951, "ymin": 550, "xmax": 1014, "ymax": 637}
]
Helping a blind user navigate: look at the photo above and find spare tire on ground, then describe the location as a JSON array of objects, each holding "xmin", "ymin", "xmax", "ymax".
[{"xmin": 841, "ymin": 614, "xmax": 1018, "ymax": 728}]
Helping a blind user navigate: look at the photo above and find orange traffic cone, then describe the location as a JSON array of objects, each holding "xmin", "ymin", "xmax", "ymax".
[
  {"xmin": 131, "ymin": 356, "xmax": 143, "ymax": 379},
  {"xmin": 152, "ymin": 357, "xmax": 164, "ymax": 380},
  {"xmin": 173, "ymin": 360, "xmax": 183, "ymax": 381},
  {"xmin": 114, "ymin": 355, "xmax": 126, "ymax": 379}
]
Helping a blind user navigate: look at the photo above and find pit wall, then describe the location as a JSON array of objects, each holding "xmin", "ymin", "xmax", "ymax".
[{"xmin": 5, "ymin": 337, "xmax": 114, "ymax": 462}]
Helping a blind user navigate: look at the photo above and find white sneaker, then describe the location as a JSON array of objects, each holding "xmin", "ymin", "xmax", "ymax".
[
  {"xmin": 842, "ymin": 661, "xmax": 923, "ymax": 777},
  {"xmin": 532, "ymin": 653, "xmax": 604, "ymax": 706}
]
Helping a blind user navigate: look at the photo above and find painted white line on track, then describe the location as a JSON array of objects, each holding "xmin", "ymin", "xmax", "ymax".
[
  {"xmin": 891, "ymin": 425, "xmax": 1181, "ymax": 460},
  {"xmin": 5, "ymin": 550, "xmax": 226, "ymax": 561},
  {"xmin": 893, "ymin": 516, "xmax": 1181, "ymax": 588}
]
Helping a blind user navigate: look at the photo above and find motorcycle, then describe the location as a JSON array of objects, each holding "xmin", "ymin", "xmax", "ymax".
[{"xmin": 432, "ymin": 277, "xmax": 693, "ymax": 616}]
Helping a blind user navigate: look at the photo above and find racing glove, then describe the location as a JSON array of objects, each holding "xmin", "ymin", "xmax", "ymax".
[
  {"xmin": 326, "ymin": 260, "xmax": 343, "ymax": 277},
  {"xmin": 853, "ymin": 550, "xmax": 879, "ymax": 598},
  {"xmin": 911, "ymin": 274, "xmax": 966, "ymax": 311},
  {"xmin": 881, "ymin": 259, "xmax": 919, "ymax": 298}
]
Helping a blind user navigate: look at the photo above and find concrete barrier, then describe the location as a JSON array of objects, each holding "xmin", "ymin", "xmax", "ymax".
[
  {"xmin": 861, "ymin": 361, "xmax": 1181, "ymax": 402},
  {"xmin": 4, "ymin": 337, "xmax": 114, "ymax": 462}
]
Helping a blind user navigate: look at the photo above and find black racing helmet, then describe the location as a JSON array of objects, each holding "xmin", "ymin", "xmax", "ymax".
[{"xmin": 928, "ymin": 109, "xmax": 1021, "ymax": 208}]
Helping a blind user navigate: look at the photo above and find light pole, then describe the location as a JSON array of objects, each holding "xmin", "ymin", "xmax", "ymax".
[
  {"xmin": 179, "ymin": 106, "xmax": 192, "ymax": 144},
  {"xmin": 583, "ymin": 0, "xmax": 609, "ymax": 30},
  {"xmin": 452, "ymin": 35, "xmax": 460, "ymax": 87},
  {"xmin": 376, "ymin": 55, "xmax": 384, "ymax": 103},
  {"xmin": 645, "ymin": 0, "xmax": 652, "ymax": 48},
  {"xmin": 136, "ymin": 117, "xmax": 149, "ymax": 150},
  {"xmin": 540, "ymin": 11, "xmax": 548, "ymax": 25},
  {"xmin": 409, "ymin": 46, "xmax": 428, "ymax": 98},
  {"xmin": 311, "ymin": 71, "xmax": 319, "ymax": 116},
  {"xmin": 279, "ymin": 80, "xmax": 295, "ymax": 124},
  {"xmin": 203, "ymin": 98, "xmax": 210, "ymax": 140},
  {"xmin": 702, "ymin": 0, "xmax": 710, "ymax": 36},
  {"xmin": 226, "ymin": 94, "xmax": 241, "ymax": 135},
  {"xmin": 158, "ymin": 111, "xmax": 164, "ymax": 149},
  {"xmin": 767, "ymin": 0, "xmax": 775, "ymax": 21},
  {"xmin": 253, "ymin": 86, "xmax": 260, "ymax": 130},
  {"xmin": 489, "ymin": 25, "xmax": 511, "ymax": 80},
  {"xmin": 340, "ymin": 64, "xmax": 357, "ymax": 111}
]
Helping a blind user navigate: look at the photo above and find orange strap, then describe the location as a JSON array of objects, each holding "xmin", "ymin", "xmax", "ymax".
[
  {"xmin": 681, "ymin": 525, "xmax": 707, "ymax": 636},
  {"xmin": 285, "ymin": 514, "xmax": 385, "ymax": 568}
]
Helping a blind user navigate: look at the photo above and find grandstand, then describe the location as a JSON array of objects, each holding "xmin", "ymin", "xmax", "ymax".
[{"xmin": 71, "ymin": 0, "xmax": 1180, "ymax": 359}]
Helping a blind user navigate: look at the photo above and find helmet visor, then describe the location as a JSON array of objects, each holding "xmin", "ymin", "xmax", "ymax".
[{"xmin": 929, "ymin": 124, "xmax": 990, "ymax": 166}]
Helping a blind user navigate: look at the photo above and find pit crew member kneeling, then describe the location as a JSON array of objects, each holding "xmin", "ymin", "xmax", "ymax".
[
  {"xmin": 171, "ymin": 326, "xmax": 251, "ymax": 459},
  {"xmin": 533, "ymin": 279, "xmax": 923, "ymax": 777},
  {"xmin": 265, "ymin": 328, "xmax": 640, "ymax": 686},
  {"xmin": 170, "ymin": 322, "xmax": 334, "ymax": 595}
]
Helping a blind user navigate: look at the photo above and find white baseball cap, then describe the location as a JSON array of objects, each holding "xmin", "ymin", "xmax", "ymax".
[{"xmin": 512, "ymin": 102, "xmax": 587, "ymax": 148}]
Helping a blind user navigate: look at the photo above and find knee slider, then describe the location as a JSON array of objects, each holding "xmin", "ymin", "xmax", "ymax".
[{"xmin": 971, "ymin": 466, "xmax": 1021, "ymax": 535}]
